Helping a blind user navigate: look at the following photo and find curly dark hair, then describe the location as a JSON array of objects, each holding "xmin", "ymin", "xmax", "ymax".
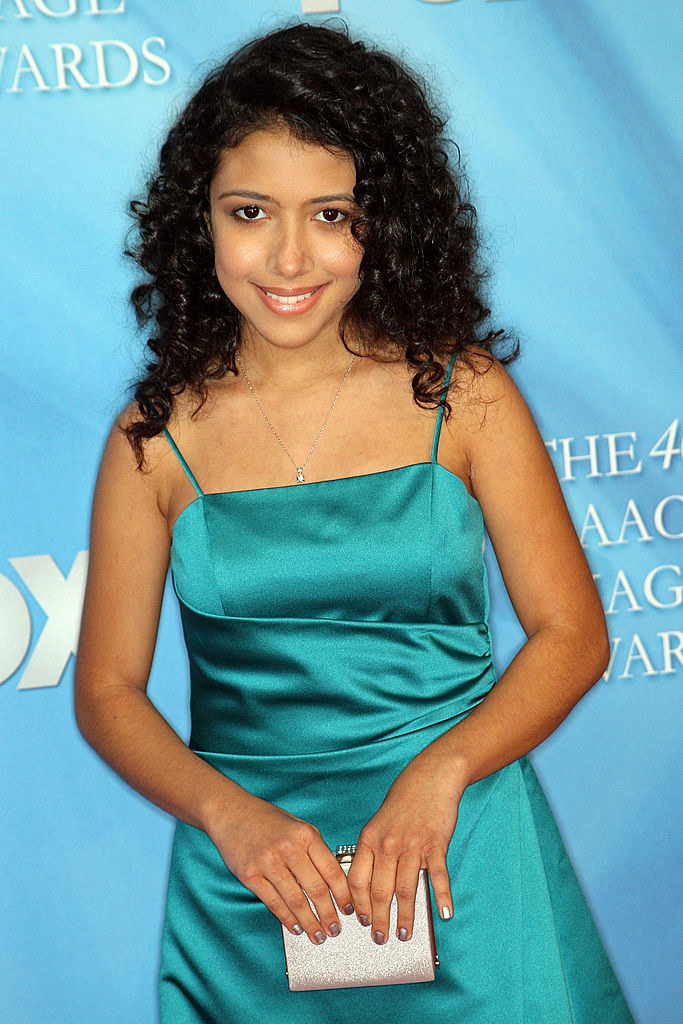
[{"xmin": 124, "ymin": 18, "xmax": 518, "ymax": 466}]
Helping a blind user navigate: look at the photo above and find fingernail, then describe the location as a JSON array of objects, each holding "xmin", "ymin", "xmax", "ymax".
[
  {"xmin": 373, "ymin": 931, "xmax": 385, "ymax": 945},
  {"xmin": 314, "ymin": 931, "xmax": 326, "ymax": 944},
  {"xmin": 342, "ymin": 903, "xmax": 355, "ymax": 915},
  {"xmin": 398, "ymin": 927, "xmax": 409, "ymax": 941},
  {"xmin": 441, "ymin": 906, "xmax": 452, "ymax": 920},
  {"xmin": 292, "ymin": 924, "xmax": 304, "ymax": 935},
  {"xmin": 359, "ymin": 914, "xmax": 371, "ymax": 927},
  {"xmin": 329, "ymin": 922, "xmax": 341, "ymax": 937}
]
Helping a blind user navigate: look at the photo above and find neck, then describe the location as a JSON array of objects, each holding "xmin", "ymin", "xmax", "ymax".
[{"xmin": 237, "ymin": 327, "xmax": 361, "ymax": 393}]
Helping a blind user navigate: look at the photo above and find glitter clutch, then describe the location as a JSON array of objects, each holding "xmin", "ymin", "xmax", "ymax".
[{"xmin": 281, "ymin": 844, "xmax": 439, "ymax": 991}]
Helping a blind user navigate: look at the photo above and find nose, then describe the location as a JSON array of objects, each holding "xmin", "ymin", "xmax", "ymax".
[{"xmin": 266, "ymin": 217, "xmax": 314, "ymax": 279}]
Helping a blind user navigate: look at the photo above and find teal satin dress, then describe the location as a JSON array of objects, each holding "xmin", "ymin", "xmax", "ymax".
[{"xmin": 158, "ymin": 353, "xmax": 634, "ymax": 1023}]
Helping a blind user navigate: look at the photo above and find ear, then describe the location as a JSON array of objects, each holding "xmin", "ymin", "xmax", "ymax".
[{"xmin": 202, "ymin": 209, "xmax": 213, "ymax": 242}]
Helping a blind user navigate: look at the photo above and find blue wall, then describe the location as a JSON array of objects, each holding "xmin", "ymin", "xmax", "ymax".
[{"xmin": 1, "ymin": 2, "xmax": 680, "ymax": 1021}]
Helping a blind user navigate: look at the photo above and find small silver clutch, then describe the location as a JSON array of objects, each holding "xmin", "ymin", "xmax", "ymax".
[{"xmin": 282, "ymin": 844, "xmax": 439, "ymax": 991}]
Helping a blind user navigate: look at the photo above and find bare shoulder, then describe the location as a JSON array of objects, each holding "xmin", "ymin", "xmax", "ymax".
[
  {"xmin": 449, "ymin": 348, "xmax": 524, "ymax": 425},
  {"xmin": 441, "ymin": 348, "xmax": 533, "ymax": 485},
  {"xmin": 95, "ymin": 401, "xmax": 185, "ymax": 533},
  {"xmin": 104, "ymin": 401, "xmax": 163, "ymax": 490}
]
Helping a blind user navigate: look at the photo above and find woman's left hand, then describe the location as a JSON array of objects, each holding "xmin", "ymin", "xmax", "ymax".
[{"xmin": 347, "ymin": 750, "xmax": 466, "ymax": 944}]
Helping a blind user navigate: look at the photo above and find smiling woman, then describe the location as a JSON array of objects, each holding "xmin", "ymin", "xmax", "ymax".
[
  {"xmin": 205, "ymin": 128, "xmax": 363, "ymax": 340},
  {"xmin": 74, "ymin": 18, "xmax": 635, "ymax": 1024}
]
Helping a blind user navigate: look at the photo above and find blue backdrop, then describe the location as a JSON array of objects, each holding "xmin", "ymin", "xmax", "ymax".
[{"xmin": 1, "ymin": 2, "xmax": 680, "ymax": 1022}]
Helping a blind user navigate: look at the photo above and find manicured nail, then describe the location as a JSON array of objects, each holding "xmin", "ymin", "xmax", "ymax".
[
  {"xmin": 373, "ymin": 931, "xmax": 385, "ymax": 945},
  {"xmin": 314, "ymin": 931, "xmax": 326, "ymax": 944},
  {"xmin": 342, "ymin": 903, "xmax": 355, "ymax": 915},
  {"xmin": 398, "ymin": 927, "xmax": 409, "ymax": 941},
  {"xmin": 359, "ymin": 914, "xmax": 371, "ymax": 927},
  {"xmin": 441, "ymin": 906, "xmax": 452, "ymax": 920},
  {"xmin": 329, "ymin": 922, "xmax": 341, "ymax": 936},
  {"xmin": 292, "ymin": 924, "xmax": 304, "ymax": 935}
]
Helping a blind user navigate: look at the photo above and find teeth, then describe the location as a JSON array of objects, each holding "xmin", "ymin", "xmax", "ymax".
[{"xmin": 264, "ymin": 289, "xmax": 316, "ymax": 305}]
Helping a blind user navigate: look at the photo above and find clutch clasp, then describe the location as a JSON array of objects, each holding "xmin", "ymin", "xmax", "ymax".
[{"xmin": 335, "ymin": 843, "xmax": 356, "ymax": 866}]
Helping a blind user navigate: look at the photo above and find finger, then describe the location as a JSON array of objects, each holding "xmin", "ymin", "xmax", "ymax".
[
  {"xmin": 308, "ymin": 843, "xmax": 355, "ymax": 918},
  {"xmin": 346, "ymin": 843, "xmax": 373, "ymax": 927},
  {"xmin": 394, "ymin": 852, "xmax": 421, "ymax": 941},
  {"xmin": 270, "ymin": 867, "xmax": 329, "ymax": 944},
  {"xmin": 369, "ymin": 850, "xmax": 398, "ymax": 945},
  {"xmin": 290, "ymin": 856, "xmax": 342, "ymax": 939},
  {"xmin": 249, "ymin": 876, "xmax": 305, "ymax": 936},
  {"xmin": 425, "ymin": 847, "xmax": 453, "ymax": 921}
]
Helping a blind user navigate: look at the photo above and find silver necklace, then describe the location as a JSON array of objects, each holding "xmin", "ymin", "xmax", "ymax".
[{"xmin": 235, "ymin": 350, "xmax": 358, "ymax": 483}]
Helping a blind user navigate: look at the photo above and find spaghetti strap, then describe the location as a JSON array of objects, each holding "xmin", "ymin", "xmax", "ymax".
[
  {"xmin": 163, "ymin": 428, "xmax": 204, "ymax": 497},
  {"xmin": 430, "ymin": 350, "xmax": 458, "ymax": 464}
]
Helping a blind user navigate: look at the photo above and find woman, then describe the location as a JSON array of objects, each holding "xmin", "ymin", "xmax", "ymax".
[{"xmin": 74, "ymin": 20, "xmax": 635, "ymax": 1022}]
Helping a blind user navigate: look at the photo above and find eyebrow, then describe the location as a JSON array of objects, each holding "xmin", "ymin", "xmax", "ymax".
[{"xmin": 217, "ymin": 189, "xmax": 356, "ymax": 205}]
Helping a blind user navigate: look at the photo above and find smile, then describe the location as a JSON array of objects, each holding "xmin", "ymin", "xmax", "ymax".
[{"xmin": 255, "ymin": 284, "xmax": 326, "ymax": 315}]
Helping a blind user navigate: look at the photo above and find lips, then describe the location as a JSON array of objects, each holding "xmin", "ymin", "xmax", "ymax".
[{"xmin": 254, "ymin": 283, "xmax": 326, "ymax": 315}]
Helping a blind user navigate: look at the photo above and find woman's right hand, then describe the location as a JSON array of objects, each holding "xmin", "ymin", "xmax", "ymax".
[{"xmin": 208, "ymin": 793, "xmax": 355, "ymax": 944}]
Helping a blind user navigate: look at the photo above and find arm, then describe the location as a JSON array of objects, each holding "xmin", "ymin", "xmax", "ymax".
[
  {"xmin": 416, "ymin": 358, "xmax": 609, "ymax": 787},
  {"xmin": 347, "ymin": 356, "xmax": 609, "ymax": 942},
  {"xmin": 74, "ymin": 410, "xmax": 352, "ymax": 943}
]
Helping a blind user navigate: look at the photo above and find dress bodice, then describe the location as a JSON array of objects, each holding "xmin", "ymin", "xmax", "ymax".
[
  {"xmin": 170, "ymin": 462, "xmax": 488, "ymax": 626},
  {"xmin": 163, "ymin": 353, "xmax": 497, "ymax": 759}
]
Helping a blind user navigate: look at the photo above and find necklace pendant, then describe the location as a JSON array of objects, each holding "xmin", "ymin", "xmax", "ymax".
[{"xmin": 296, "ymin": 467, "xmax": 305, "ymax": 483}]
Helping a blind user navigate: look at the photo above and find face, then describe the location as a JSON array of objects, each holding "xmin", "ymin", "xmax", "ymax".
[{"xmin": 207, "ymin": 124, "xmax": 363, "ymax": 357}]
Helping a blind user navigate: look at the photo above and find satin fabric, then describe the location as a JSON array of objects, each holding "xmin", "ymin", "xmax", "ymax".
[{"xmin": 158, "ymin": 377, "xmax": 634, "ymax": 1022}]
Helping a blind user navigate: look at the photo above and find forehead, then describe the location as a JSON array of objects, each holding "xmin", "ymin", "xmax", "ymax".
[{"xmin": 211, "ymin": 125, "xmax": 356, "ymax": 191}]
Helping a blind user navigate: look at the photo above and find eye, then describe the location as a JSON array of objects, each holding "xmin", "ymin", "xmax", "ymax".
[
  {"xmin": 233, "ymin": 205, "xmax": 267, "ymax": 221},
  {"xmin": 315, "ymin": 208, "xmax": 347, "ymax": 224}
]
